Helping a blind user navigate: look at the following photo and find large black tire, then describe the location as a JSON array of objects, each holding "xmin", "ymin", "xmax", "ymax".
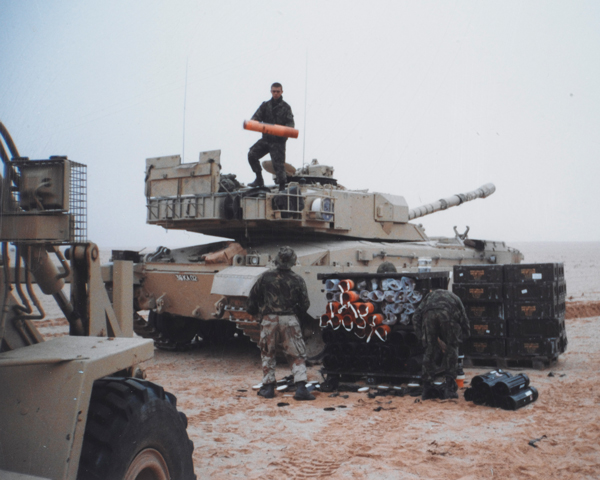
[{"xmin": 77, "ymin": 377, "xmax": 196, "ymax": 480}]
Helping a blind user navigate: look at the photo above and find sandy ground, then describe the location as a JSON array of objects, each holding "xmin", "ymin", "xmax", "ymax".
[
  {"xmin": 146, "ymin": 316, "xmax": 599, "ymax": 480},
  {"xmin": 35, "ymin": 241, "xmax": 600, "ymax": 479}
]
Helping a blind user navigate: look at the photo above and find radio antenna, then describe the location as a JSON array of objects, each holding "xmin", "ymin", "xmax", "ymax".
[
  {"xmin": 302, "ymin": 51, "xmax": 308, "ymax": 168},
  {"xmin": 182, "ymin": 57, "xmax": 189, "ymax": 162}
]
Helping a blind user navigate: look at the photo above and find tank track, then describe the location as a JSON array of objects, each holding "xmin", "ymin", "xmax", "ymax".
[
  {"xmin": 232, "ymin": 319, "xmax": 261, "ymax": 344},
  {"xmin": 135, "ymin": 313, "xmax": 322, "ymax": 357},
  {"xmin": 133, "ymin": 313, "xmax": 161, "ymax": 339},
  {"xmin": 133, "ymin": 313, "xmax": 198, "ymax": 351},
  {"xmin": 154, "ymin": 338, "xmax": 199, "ymax": 352}
]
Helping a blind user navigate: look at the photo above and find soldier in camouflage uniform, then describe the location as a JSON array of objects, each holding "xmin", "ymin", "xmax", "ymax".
[
  {"xmin": 412, "ymin": 289, "xmax": 470, "ymax": 400},
  {"xmin": 246, "ymin": 246, "xmax": 315, "ymax": 401},
  {"xmin": 247, "ymin": 82, "xmax": 295, "ymax": 191}
]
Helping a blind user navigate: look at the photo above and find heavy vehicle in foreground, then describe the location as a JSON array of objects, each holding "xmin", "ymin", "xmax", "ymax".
[
  {"xmin": 0, "ymin": 122, "xmax": 195, "ymax": 480},
  {"xmin": 131, "ymin": 150, "xmax": 522, "ymax": 355}
]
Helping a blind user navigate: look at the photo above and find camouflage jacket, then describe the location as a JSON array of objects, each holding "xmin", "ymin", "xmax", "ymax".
[
  {"xmin": 251, "ymin": 97, "xmax": 295, "ymax": 144},
  {"xmin": 246, "ymin": 268, "xmax": 310, "ymax": 317},
  {"xmin": 412, "ymin": 289, "xmax": 470, "ymax": 340}
]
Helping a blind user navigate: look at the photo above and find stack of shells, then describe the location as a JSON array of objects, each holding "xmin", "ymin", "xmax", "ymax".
[{"xmin": 320, "ymin": 277, "xmax": 423, "ymax": 343}]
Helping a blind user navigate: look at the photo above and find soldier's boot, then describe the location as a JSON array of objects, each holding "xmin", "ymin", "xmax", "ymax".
[
  {"xmin": 278, "ymin": 180, "xmax": 286, "ymax": 192},
  {"xmin": 294, "ymin": 381, "xmax": 315, "ymax": 401},
  {"xmin": 248, "ymin": 171, "xmax": 264, "ymax": 188},
  {"xmin": 257, "ymin": 383, "xmax": 275, "ymax": 399},
  {"xmin": 441, "ymin": 376, "xmax": 459, "ymax": 400},
  {"xmin": 421, "ymin": 381, "xmax": 438, "ymax": 401}
]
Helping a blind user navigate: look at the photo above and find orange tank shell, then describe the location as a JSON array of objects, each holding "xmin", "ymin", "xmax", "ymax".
[{"xmin": 243, "ymin": 119, "xmax": 299, "ymax": 139}]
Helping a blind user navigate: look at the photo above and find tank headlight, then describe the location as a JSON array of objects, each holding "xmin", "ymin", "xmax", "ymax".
[{"xmin": 311, "ymin": 197, "xmax": 334, "ymax": 221}]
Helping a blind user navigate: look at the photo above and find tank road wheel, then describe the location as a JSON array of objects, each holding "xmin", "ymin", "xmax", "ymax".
[
  {"xmin": 305, "ymin": 332, "xmax": 326, "ymax": 361},
  {"xmin": 301, "ymin": 315, "xmax": 326, "ymax": 361},
  {"xmin": 151, "ymin": 311, "xmax": 200, "ymax": 350},
  {"xmin": 77, "ymin": 378, "xmax": 195, "ymax": 480}
]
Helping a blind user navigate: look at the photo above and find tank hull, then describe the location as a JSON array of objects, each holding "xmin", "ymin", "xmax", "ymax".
[{"xmin": 133, "ymin": 238, "xmax": 522, "ymax": 351}]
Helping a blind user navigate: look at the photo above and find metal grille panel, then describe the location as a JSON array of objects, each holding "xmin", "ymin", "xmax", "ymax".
[
  {"xmin": 2, "ymin": 158, "xmax": 87, "ymax": 244},
  {"xmin": 69, "ymin": 161, "xmax": 87, "ymax": 243}
]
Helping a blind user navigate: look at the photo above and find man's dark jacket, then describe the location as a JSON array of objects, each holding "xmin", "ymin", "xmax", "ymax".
[
  {"xmin": 246, "ymin": 268, "xmax": 309, "ymax": 316},
  {"xmin": 251, "ymin": 97, "xmax": 295, "ymax": 144},
  {"xmin": 412, "ymin": 289, "xmax": 470, "ymax": 341}
]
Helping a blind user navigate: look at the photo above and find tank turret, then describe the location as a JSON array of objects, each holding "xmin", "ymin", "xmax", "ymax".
[{"xmin": 144, "ymin": 152, "xmax": 494, "ymax": 244}]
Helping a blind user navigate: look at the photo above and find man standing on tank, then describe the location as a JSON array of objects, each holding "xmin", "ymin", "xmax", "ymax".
[
  {"xmin": 412, "ymin": 289, "xmax": 470, "ymax": 400},
  {"xmin": 246, "ymin": 246, "xmax": 315, "ymax": 401},
  {"xmin": 247, "ymin": 83, "xmax": 295, "ymax": 191}
]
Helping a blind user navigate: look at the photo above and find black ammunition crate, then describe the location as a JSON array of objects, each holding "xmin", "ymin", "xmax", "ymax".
[
  {"xmin": 453, "ymin": 265, "xmax": 504, "ymax": 284},
  {"xmin": 321, "ymin": 337, "xmax": 429, "ymax": 380},
  {"xmin": 506, "ymin": 301, "xmax": 566, "ymax": 321},
  {"xmin": 470, "ymin": 319, "xmax": 507, "ymax": 338},
  {"xmin": 508, "ymin": 318, "xmax": 566, "ymax": 338},
  {"xmin": 452, "ymin": 283, "xmax": 503, "ymax": 302},
  {"xmin": 464, "ymin": 303, "xmax": 504, "ymax": 321},
  {"xmin": 463, "ymin": 338, "xmax": 506, "ymax": 357},
  {"xmin": 504, "ymin": 281, "xmax": 566, "ymax": 304},
  {"xmin": 503, "ymin": 263, "xmax": 564, "ymax": 283},
  {"xmin": 506, "ymin": 337, "xmax": 561, "ymax": 358}
]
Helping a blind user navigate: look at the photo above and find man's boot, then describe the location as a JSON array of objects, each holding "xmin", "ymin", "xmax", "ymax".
[
  {"xmin": 294, "ymin": 381, "xmax": 315, "ymax": 401},
  {"xmin": 278, "ymin": 181, "xmax": 286, "ymax": 192},
  {"xmin": 441, "ymin": 376, "xmax": 459, "ymax": 400},
  {"xmin": 421, "ymin": 381, "xmax": 438, "ymax": 401},
  {"xmin": 257, "ymin": 383, "xmax": 275, "ymax": 399},
  {"xmin": 248, "ymin": 171, "xmax": 264, "ymax": 188}
]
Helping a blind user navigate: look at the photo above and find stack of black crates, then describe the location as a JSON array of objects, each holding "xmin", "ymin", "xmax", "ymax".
[
  {"xmin": 453, "ymin": 263, "xmax": 567, "ymax": 369},
  {"xmin": 317, "ymin": 271, "xmax": 449, "ymax": 383}
]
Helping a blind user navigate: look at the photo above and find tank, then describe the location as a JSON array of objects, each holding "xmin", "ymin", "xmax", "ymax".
[{"xmin": 130, "ymin": 150, "xmax": 522, "ymax": 355}]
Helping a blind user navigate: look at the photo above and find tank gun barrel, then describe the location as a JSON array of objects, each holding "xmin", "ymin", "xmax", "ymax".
[{"xmin": 408, "ymin": 183, "xmax": 496, "ymax": 221}]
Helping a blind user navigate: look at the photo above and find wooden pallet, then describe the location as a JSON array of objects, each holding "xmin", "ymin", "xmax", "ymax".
[
  {"xmin": 464, "ymin": 354, "xmax": 559, "ymax": 370},
  {"xmin": 321, "ymin": 368, "xmax": 424, "ymax": 383}
]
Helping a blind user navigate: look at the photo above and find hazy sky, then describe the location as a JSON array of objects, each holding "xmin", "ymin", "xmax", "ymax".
[{"xmin": 1, "ymin": 1, "xmax": 599, "ymax": 248}]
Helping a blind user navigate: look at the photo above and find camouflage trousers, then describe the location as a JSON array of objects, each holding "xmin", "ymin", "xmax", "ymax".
[
  {"xmin": 421, "ymin": 309, "xmax": 461, "ymax": 382},
  {"xmin": 259, "ymin": 314, "xmax": 308, "ymax": 385},
  {"xmin": 248, "ymin": 139, "xmax": 287, "ymax": 185}
]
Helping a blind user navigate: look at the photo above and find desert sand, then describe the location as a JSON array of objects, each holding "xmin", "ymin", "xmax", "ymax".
[{"xmin": 37, "ymin": 241, "xmax": 600, "ymax": 479}]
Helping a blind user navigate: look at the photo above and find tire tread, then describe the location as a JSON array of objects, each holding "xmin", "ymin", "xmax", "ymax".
[{"xmin": 77, "ymin": 377, "xmax": 195, "ymax": 480}]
